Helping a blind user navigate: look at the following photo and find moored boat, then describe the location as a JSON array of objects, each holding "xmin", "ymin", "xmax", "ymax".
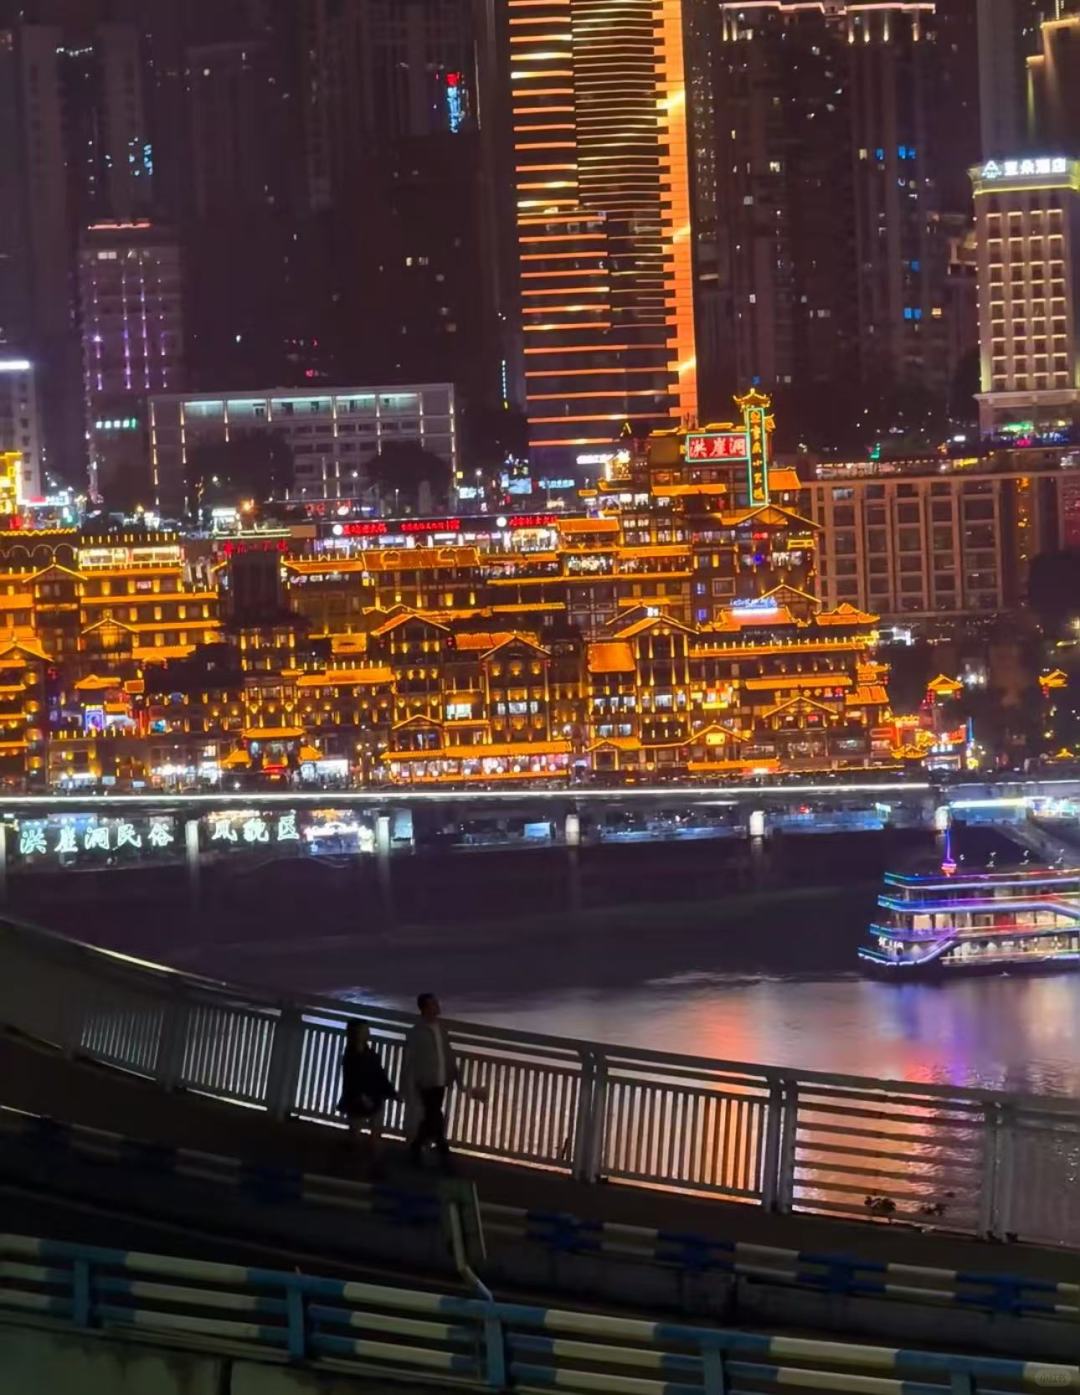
[{"xmin": 859, "ymin": 843, "xmax": 1080, "ymax": 975}]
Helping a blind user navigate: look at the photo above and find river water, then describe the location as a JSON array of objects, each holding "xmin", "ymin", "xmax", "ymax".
[
  {"xmin": 51, "ymin": 824, "xmax": 1080, "ymax": 1102},
  {"xmin": 328, "ymin": 895, "xmax": 1080, "ymax": 1100},
  {"xmin": 159, "ymin": 831, "xmax": 1080, "ymax": 1102}
]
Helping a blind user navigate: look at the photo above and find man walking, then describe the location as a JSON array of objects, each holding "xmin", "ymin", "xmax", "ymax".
[{"xmin": 403, "ymin": 992, "xmax": 458, "ymax": 1171}]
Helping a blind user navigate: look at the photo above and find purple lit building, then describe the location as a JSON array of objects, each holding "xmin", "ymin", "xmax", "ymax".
[{"xmin": 78, "ymin": 221, "xmax": 185, "ymax": 511}]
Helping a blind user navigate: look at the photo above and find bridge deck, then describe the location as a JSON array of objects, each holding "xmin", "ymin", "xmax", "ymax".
[{"xmin": 1, "ymin": 1028, "xmax": 1073, "ymax": 1287}]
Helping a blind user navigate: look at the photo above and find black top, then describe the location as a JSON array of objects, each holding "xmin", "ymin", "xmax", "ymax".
[{"xmin": 337, "ymin": 1044, "xmax": 396, "ymax": 1119}]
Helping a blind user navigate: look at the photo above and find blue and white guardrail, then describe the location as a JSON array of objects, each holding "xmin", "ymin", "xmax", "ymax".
[
  {"xmin": 0, "ymin": 1104, "xmax": 1075, "ymax": 1329},
  {"xmin": 0, "ymin": 1231, "xmax": 1077, "ymax": 1395}
]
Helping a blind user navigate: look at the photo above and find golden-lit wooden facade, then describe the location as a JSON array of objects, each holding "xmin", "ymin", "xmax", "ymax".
[{"xmin": 0, "ymin": 397, "xmax": 894, "ymax": 786}]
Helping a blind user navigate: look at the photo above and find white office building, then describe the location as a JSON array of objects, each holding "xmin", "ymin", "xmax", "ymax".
[{"xmin": 148, "ymin": 383, "xmax": 458, "ymax": 515}]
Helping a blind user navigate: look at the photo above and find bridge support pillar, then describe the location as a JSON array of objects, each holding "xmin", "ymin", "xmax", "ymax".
[
  {"xmin": 184, "ymin": 817, "xmax": 201, "ymax": 910},
  {"xmin": 565, "ymin": 811, "xmax": 582, "ymax": 913},
  {"xmin": 0, "ymin": 820, "xmax": 7, "ymax": 905},
  {"xmin": 375, "ymin": 814, "xmax": 395, "ymax": 923}
]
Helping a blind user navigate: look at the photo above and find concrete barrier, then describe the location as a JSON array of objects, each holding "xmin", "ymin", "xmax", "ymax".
[
  {"xmin": 0, "ymin": 1326, "xmax": 224, "ymax": 1395},
  {"xmin": 0, "ymin": 1326, "xmax": 445, "ymax": 1394}
]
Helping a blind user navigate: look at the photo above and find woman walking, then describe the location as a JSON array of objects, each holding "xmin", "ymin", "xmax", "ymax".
[{"xmin": 336, "ymin": 1020, "xmax": 397, "ymax": 1172}]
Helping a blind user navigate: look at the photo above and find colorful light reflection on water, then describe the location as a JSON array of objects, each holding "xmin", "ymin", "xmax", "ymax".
[{"xmin": 449, "ymin": 971, "xmax": 1080, "ymax": 1098}]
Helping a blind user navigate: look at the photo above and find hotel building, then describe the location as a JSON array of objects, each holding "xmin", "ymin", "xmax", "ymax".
[
  {"xmin": 504, "ymin": 0, "xmax": 698, "ymax": 472},
  {"xmin": 971, "ymin": 156, "xmax": 1080, "ymax": 437},
  {"xmin": 809, "ymin": 451, "xmax": 1080, "ymax": 620}
]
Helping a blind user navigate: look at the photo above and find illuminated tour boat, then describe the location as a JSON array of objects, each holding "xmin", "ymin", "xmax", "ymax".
[{"xmin": 860, "ymin": 839, "xmax": 1080, "ymax": 974}]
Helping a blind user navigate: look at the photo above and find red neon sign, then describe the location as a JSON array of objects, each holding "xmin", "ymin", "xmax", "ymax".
[
  {"xmin": 401, "ymin": 517, "xmax": 462, "ymax": 534},
  {"xmin": 222, "ymin": 539, "xmax": 288, "ymax": 556},
  {"xmin": 684, "ymin": 432, "xmax": 748, "ymax": 462},
  {"xmin": 508, "ymin": 513, "xmax": 560, "ymax": 529},
  {"xmin": 343, "ymin": 517, "xmax": 463, "ymax": 537}
]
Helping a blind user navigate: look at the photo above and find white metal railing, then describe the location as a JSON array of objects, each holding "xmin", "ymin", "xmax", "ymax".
[{"xmin": 0, "ymin": 916, "xmax": 1077, "ymax": 1247}]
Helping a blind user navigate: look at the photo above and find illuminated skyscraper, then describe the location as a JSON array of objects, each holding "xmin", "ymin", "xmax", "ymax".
[
  {"xmin": 79, "ymin": 221, "xmax": 185, "ymax": 510},
  {"xmin": 504, "ymin": 0, "xmax": 698, "ymax": 474},
  {"xmin": 971, "ymin": 156, "xmax": 1080, "ymax": 438}
]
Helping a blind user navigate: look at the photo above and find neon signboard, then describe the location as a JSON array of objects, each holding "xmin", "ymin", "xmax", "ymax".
[
  {"xmin": 208, "ymin": 811, "xmax": 300, "ymax": 845},
  {"xmin": 980, "ymin": 157, "xmax": 1068, "ymax": 181},
  {"xmin": 446, "ymin": 72, "xmax": 464, "ymax": 134},
  {"xmin": 401, "ymin": 517, "xmax": 462, "ymax": 534},
  {"xmin": 331, "ymin": 513, "xmax": 562, "ymax": 540},
  {"xmin": 16, "ymin": 814, "xmax": 177, "ymax": 861},
  {"xmin": 744, "ymin": 400, "xmax": 771, "ymax": 507},
  {"xmin": 684, "ymin": 432, "xmax": 748, "ymax": 462},
  {"xmin": 221, "ymin": 539, "xmax": 289, "ymax": 556},
  {"xmin": 340, "ymin": 517, "xmax": 463, "ymax": 537}
]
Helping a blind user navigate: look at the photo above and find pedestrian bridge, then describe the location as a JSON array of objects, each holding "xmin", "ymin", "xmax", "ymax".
[{"xmin": 1, "ymin": 915, "xmax": 1077, "ymax": 1251}]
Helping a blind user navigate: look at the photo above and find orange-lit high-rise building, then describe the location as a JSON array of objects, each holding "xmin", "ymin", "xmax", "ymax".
[{"xmin": 504, "ymin": 0, "xmax": 698, "ymax": 475}]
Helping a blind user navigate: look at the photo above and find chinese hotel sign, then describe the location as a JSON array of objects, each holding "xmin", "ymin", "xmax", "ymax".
[
  {"xmin": 972, "ymin": 157, "xmax": 1078, "ymax": 194},
  {"xmin": 979, "ymin": 157, "xmax": 1067, "ymax": 180}
]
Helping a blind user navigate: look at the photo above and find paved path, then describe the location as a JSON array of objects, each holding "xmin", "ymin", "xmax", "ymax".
[{"xmin": 1, "ymin": 1028, "xmax": 1074, "ymax": 1285}]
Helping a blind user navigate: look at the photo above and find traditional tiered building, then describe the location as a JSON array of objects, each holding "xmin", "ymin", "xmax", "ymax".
[{"xmin": 0, "ymin": 395, "xmax": 892, "ymax": 787}]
